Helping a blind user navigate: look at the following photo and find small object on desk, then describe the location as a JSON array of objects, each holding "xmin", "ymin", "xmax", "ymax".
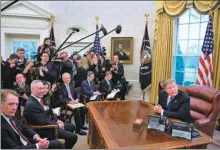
[
  {"xmin": 90, "ymin": 95, "xmax": 98, "ymax": 101},
  {"xmin": 67, "ymin": 103, "xmax": 85, "ymax": 110},
  {"xmin": 133, "ymin": 118, "xmax": 143, "ymax": 130}
]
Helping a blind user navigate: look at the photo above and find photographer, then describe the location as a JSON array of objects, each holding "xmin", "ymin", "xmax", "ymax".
[
  {"xmin": 111, "ymin": 55, "xmax": 126, "ymax": 100},
  {"xmin": 69, "ymin": 52, "xmax": 80, "ymax": 79},
  {"xmin": 23, "ymin": 60, "xmax": 39, "ymax": 85},
  {"xmin": 98, "ymin": 47, "xmax": 111, "ymax": 81},
  {"xmin": 59, "ymin": 52, "xmax": 73, "ymax": 81},
  {"xmin": 14, "ymin": 73, "xmax": 31, "ymax": 109},
  {"xmin": 74, "ymin": 57, "xmax": 88, "ymax": 88},
  {"xmin": 2, "ymin": 54, "xmax": 20, "ymax": 89},
  {"xmin": 37, "ymin": 37, "xmax": 55, "ymax": 61},
  {"xmin": 89, "ymin": 55, "xmax": 101, "ymax": 85},
  {"xmin": 39, "ymin": 52, "xmax": 57, "ymax": 84}
]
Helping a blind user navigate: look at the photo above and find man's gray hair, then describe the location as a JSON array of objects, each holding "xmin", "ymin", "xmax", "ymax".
[{"xmin": 31, "ymin": 80, "xmax": 43, "ymax": 89}]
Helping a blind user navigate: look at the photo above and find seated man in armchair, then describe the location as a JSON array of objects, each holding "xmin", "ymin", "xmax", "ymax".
[
  {"xmin": 54, "ymin": 72, "xmax": 88, "ymax": 135},
  {"xmin": 154, "ymin": 79, "xmax": 192, "ymax": 123}
]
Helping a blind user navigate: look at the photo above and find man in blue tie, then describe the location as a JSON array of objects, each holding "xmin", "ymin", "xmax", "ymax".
[
  {"xmin": 81, "ymin": 71, "xmax": 101, "ymax": 102},
  {"xmin": 153, "ymin": 79, "xmax": 192, "ymax": 123}
]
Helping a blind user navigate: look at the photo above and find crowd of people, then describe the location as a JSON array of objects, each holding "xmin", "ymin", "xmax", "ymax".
[{"xmin": 1, "ymin": 37, "xmax": 129, "ymax": 149}]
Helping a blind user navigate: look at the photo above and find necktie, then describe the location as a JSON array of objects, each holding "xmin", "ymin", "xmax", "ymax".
[
  {"xmin": 167, "ymin": 97, "xmax": 173, "ymax": 112},
  {"xmin": 40, "ymin": 99, "xmax": 45, "ymax": 110},
  {"xmin": 90, "ymin": 81, "xmax": 93, "ymax": 92},
  {"xmin": 9, "ymin": 118, "xmax": 31, "ymax": 144},
  {"xmin": 107, "ymin": 80, "xmax": 111, "ymax": 90},
  {"xmin": 66, "ymin": 84, "xmax": 73, "ymax": 100}
]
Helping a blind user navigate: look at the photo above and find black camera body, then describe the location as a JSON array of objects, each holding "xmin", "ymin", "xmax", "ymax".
[{"xmin": 33, "ymin": 61, "xmax": 41, "ymax": 67}]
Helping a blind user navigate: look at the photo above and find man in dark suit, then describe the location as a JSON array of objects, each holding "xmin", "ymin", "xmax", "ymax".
[
  {"xmin": 17, "ymin": 47, "xmax": 28, "ymax": 65},
  {"xmin": 1, "ymin": 89, "xmax": 63, "ymax": 149},
  {"xmin": 60, "ymin": 52, "xmax": 73, "ymax": 80},
  {"xmin": 24, "ymin": 80, "xmax": 78, "ymax": 149},
  {"xmin": 38, "ymin": 52, "xmax": 57, "ymax": 83},
  {"xmin": 81, "ymin": 71, "xmax": 101, "ymax": 101},
  {"xmin": 154, "ymin": 79, "xmax": 192, "ymax": 123},
  {"xmin": 2, "ymin": 54, "xmax": 20, "ymax": 89},
  {"xmin": 111, "ymin": 55, "xmax": 126, "ymax": 100},
  {"xmin": 100, "ymin": 71, "xmax": 116, "ymax": 100},
  {"xmin": 113, "ymin": 43, "xmax": 129, "ymax": 60},
  {"xmin": 54, "ymin": 72, "xmax": 87, "ymax": 135}
]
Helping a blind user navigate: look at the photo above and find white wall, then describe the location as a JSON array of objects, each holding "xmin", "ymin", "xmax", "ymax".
[{"xmin": 30, "ymin": 1, "xmax": 156, "ymax": 81}]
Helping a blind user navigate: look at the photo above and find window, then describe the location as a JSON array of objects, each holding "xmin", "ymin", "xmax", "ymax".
[
  {"xmin": 173, "ymin": 8, "xmax": 209, "ymax": 86},
  {"xmin": 13, "ymin": 41, "xmax": 37, "ymax": 60}
]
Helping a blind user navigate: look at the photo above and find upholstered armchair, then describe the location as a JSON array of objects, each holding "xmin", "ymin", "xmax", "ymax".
[{"xmin": 178, "ymin": 84, "xmax": 220, "ymax": 137}]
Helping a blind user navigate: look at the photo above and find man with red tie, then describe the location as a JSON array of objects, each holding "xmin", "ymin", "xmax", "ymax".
[
  {"xmin": 153, "ymin": 79, "xmax": 192, "ymax": 123},
  {"xmin": 1, "ymin": 89, "xmax": 63, "ymax": 149}
]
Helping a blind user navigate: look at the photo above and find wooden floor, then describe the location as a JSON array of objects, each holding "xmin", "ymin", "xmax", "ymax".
[
  {"xmin": 74, "ymin": 127, "xmax": 220, "ymax": 149},
  {"xmin": 208, "ymin": 129, "xmax": 220, "ymax": 149}
]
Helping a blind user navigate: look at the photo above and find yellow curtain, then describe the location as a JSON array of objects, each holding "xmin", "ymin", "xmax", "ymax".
[
  {"xmin": 212, "ymin": 9, "xmax": 220, "ymax": 89},
  {"xmin": 157, "ymin": 0, "xmax": 220, "ymax": 17},
  {"xmin": 149, "ymin": 13, "xmax": 174, "ymax": 105},
  {"xmin": 163, "ymin": 1, "xmax": 187, "ymax": 17}
]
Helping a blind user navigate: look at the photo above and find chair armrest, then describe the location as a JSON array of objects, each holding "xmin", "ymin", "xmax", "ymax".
[
  {"xmin": 30, "ymin": 125, "xmax": 58, "ymax": 140},
  {"xmin": 195, "ymin": 118, "xmax": 211, "ymax": 126},
  {"xmin": 30, "ymin": 125, "xmax": 58, "ymax": 129}
]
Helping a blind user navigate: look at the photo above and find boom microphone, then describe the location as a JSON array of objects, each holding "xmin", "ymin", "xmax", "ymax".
[
  {"xmin": 115, "ymin": 25, "xmax": 122, "ymax": 34},
  {"xmin": 75, "ymin": 25, "xmax": 122, "ymax": 53},
  {"xmin": 70, "ymin": 27, "xmax": 80, "ymax": 32}
]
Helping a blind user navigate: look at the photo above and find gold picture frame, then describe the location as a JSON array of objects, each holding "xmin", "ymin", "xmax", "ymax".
[{"xmin": 111, "ymin": 37, "xmax": 133, "ymax": 64}]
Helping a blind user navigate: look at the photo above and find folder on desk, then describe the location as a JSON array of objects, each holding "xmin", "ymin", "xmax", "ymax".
[
  {"xmin": 67, "ymin": 103, "xmax": 85, "ymax": 110},
  {"xmin": 106, "ymin": 89, "xmax": 120, "ymax": 99}
]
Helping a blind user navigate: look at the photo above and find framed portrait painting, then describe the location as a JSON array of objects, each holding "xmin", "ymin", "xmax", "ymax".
[{"xmin": 111, "ymin": 37, "xmax": 133, "ymax": 64}]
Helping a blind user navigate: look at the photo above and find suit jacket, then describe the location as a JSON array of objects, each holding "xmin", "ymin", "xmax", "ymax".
[
  {"xmin": 100, "ymin": 79, "xmax": 115, "ymax": 99},
  {"xmin": 39, "ymin": 62, "xmax": 57, "ymax": 83},
  {"xmin": 114, "ymin": 51, "xmax": 129, "ymax": 60},
  {"xmin": 81, "ymin": 80, "xmax": 97, "ymax": 98},
  {"xmin": 24, "ymin": 95, "xmax": 57, "ymax": 126},
  {"xmin": 1, "ymin": 115, "xmax": 37, "ymax": 149},
  {"xmin": 55, "ymin": 83, "xmax": 80, "ymax": 107},
  {"xmin": 158, "ymin": 90, "xmax": 192, "ymax": 123}
]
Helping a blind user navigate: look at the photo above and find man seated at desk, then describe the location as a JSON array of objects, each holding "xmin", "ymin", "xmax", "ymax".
[{"xmin": 154, "ymin": 79, "xmax": 192, "ymax": 123}]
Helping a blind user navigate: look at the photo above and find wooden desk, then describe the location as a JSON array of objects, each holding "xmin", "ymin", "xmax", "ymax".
[{"xmin": 87, "ymin": 100, "xmax": 211, "ymax": 149}]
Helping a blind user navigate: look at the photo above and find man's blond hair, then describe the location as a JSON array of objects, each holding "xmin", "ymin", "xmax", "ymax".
[
  {"xmin": 163, "ymin": 79, "xmax": 176, "ymax": 88},
  {"xmin": 1, "ymin": 89, "xmax": 19, "ymax": 103}
]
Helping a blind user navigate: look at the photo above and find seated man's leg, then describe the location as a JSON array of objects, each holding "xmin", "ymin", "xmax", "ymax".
[
  {"xmin": 58, "ymin": 128, "xmax": 78, "ymax": 149},
  {"xmin": 80, "ymin": 106, "xmax": 87, "ymax": 128},
  {"xmin": 48, "ymin": 140, "xmax": 64, "ymax": 149},
  {"xmin": 64, "ymin": 122, "xmax": 75, "ymax": 132},
  {"xmin": 72, "ymin": 108, "xmax": 87, "ymax": 135}
]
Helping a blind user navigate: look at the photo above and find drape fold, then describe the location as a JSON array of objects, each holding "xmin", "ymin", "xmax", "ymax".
[
  {"xmin": 212, "ymin": 9, "xmax": 220, "ymax": 89},
  {"xmin": 149, "ymin": 14, "xmax": 174, "ymax": 104}
]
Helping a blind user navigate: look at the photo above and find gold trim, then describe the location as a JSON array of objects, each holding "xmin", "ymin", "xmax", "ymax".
[{"xmin": 95, "ymin": 16, "xmax": 99, "ymax": 25}]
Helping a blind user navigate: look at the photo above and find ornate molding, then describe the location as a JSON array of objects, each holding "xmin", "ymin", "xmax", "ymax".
[{"xmin": 1, "ymin": 1, "xmax": 52, "ymax": 19}]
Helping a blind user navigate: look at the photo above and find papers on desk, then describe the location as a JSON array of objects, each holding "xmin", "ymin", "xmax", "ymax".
[
  {"xmin": 67, "ymin": 103, "xmax": 85, "ymax": 110},
  {"xmin": 106, "ymin": 89, "xmax": 120, "ymax": 100},
  {"xmin": 90, "ymin": 95, "xmax": 98, "ymax": 101},
  {"xmin": 52, "ymin": 107, "xmax": 61, "ymax": 116}
]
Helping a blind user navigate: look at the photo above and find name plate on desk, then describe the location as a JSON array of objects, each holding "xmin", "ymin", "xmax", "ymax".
[
  {"xmin": 147, "ymin": 115, "xmax": 168, "ymax": 132},
  {"xmin": 171, "ymin": 121, "xmax": 194, "ymax": 140}
]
